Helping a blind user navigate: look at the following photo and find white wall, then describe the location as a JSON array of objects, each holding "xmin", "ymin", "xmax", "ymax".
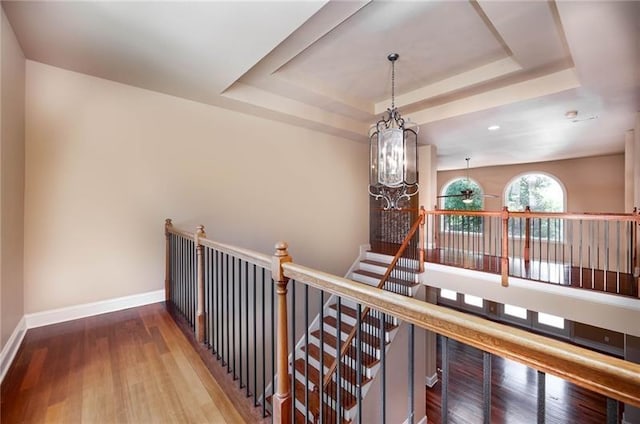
[
  {"xmin": 24, "ymin": 61, "xmax": 369, "ymax": 314},
  {"xmin": 1, "ymin": 9, "xmax": 25, "ymax": 349}
]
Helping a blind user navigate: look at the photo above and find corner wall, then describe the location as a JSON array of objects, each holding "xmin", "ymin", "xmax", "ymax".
[
  {"xmin": 0, "ymin": 9, "xmax": 26, "ymax": 350},
  {"xmin": 24, "ymin": 61, "xmax": 369, "ymax": 314}
]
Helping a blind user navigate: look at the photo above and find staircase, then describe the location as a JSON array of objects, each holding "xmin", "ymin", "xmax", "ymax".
[{"xmin": 288, "ymin": 250, "xmax": 421, "ymax": 423}]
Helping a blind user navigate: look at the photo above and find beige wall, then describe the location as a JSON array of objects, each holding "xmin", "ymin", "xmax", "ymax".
[
  {"xmin": 438, "ymin": 154, "xmax": 625, "ymax": 213},
  {"xmin": 24, "ymin": 61, "xmax": 369, "ymax": 314},
  {"xmin": 0, "ymin": 10, "xmax": 26, "ymax": 348}
]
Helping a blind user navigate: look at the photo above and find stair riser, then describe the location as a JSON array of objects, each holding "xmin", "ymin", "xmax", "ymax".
[
  {"xmin": 327, "ymin": 307, "xmax": 399, "ymax": 327},
  {"xmin": 364, "ymin": 251, "xmax": 421, "ymax": 268},
  {"xmin": 308, "ymin": 335, "xmax": 383, "ymax": 360},
  {"xmin": 350, "ymin": 274, "xmax": 418, "ymax": 296},
  {"xmin": 304, "ymin": 353, "xmax": 375, "ymax": 380},
  {"xmin": 322, "ymin": 322, "xmax": 393, "ymax": 344}
]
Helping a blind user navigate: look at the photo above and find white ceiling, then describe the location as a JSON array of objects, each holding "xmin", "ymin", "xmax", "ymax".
[{"xmin": 3, "ymin": 0, "xmax": 639, "ymax": 171}]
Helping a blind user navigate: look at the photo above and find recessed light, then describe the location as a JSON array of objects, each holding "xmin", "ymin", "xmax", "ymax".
[
  {"xmin": 565, "ymin": 110, "xmax": 578, "ymax": 119},
  {"xmin": 487, "ymin": 125, "xmax": 500, "ymax": 131}
]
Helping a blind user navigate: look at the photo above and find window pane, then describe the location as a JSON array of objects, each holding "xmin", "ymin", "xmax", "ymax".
[
  {"xmin": 440, "ymin": 289, "xmax": 457, "ymax": 300},
  {"xmin": 463, "ymin": 294, "xmax": 483, "ymax": 307},
  {"xmin": 504, "ymin": 304, "xmax": 528, "ymax": 319},
  {"xmin": 538, "ymin": 312, "xmax": 565, "ymax": 329}
]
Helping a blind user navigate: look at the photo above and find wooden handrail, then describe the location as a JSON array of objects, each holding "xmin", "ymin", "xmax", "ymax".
[
  {"xmin": 321, "ymin": 209, "xmax": 425, "ymax": 388},
  {"xmin": 426, "ymin": 208, "xmax": 640, "ymax": 222},
  {"xmin": 166, "ymin": 224, "xmax": 271, "ymax": 269},
  {"xmin": 282, "ymin": 261, "xmax": 640, "ymax": 408}
]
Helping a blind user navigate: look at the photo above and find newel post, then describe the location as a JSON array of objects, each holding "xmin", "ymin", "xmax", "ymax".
[
  {"xmin": 501, "ymin": 206, "xmax": 510, "ymax": 287},
  {"xmin": 524, "ymin": 206, "xmax": 531, "ymax": 265},
  {"xmin": 165, "ymin": 219, "xmax": 173, "ymax": 302},
  {"xmin": 419, "ymin": 206, "xmax": 426, "ymax": 273},
  {"xmin": 272, "ymin": 242, "xmax": 293, "ymax": 424},
  {"xmin": 195, "ymin": 225, "xmax": 206, "ymax": 343}
]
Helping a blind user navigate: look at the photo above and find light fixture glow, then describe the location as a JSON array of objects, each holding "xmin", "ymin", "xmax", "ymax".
[
  {"xmin": 462, "ymin": 197, "xmax": 473, "ymax": 204},
  {"xmin": 368, "ymin": 53, "xmax": 418, "ymax": 210},
  {"xmin": 487, "ymin": 125, "xmax": 500, "ymax": 131}
]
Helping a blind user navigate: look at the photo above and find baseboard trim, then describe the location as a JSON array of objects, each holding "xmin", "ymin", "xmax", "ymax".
[
  {"xmin": 25, "ymin": 289, "xmax": 164, "ymax": 329},
  {"xmin": 0, "ymin": 316, "xmax": 27, "ymax": 383},
  {"xmin": 426, "ymin": 372, "xmax": 438, "ymax": 388}
]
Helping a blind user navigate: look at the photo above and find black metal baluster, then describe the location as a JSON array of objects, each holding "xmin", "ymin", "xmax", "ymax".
[
  {"xmin": 245, "ymin": 260, "xmax": 249, "ymax": 395},
  {"xmin": 319, "ymin": 291, "xmax": 325, "ymax": 424},
  {"xmin": 253, "ymin": 264, "xmax": 258, "ymax": 404},
  {"xmin": 483, "ymin": 351, "xmax": 491, "ymax": 424},
  {"xmin": 336, "ymin": 297, "xmax": 342, "ymax": 422},
  {"xmin": 407, "ymin": 323, "xmax": 415, "ymax": 424},
  {"xmin": 261, "ymin": 268, "xmax": 266, "ymax": 417},
  {"xmin": 606, "ymin": 398, "xmax": 618, "ymax": 424},
  {"xmin": 380, "ymin": 310, "xmax": 386, "ymax": 424},
  {"xmin": 304, "ymin": 284, "xmax": 309, "ymax": 423},
  {"xmin": 226, "ymin": 253, "xmax": 231, "ymax": 371},
  {"xmin": 537, "ymin": 370, "xmax": 545, "ymax": 424},
  {"xmin": 290, "ymin": 280, "xmax": 296, "ymax": 424},
  {"xmin": 233, "ymin": 257, "xmax": 237, "ymax": 380},
  {"xmin": 441, "ymin": 336, "xmax": 449, "ymax": 424},
  {"xmin": 238, "ymin": 259, "xmax": 243, "ymax": 387},
  {"xmin": 271, "ymin": 277, "xmax": 275, "ymax": 417},
  {"xmin": 215, "ymin": 250, "xmax": 220, "ymax": 360},
  {"xmin": 356, "ymin": 303, "xmax": 362, "ymax": 424}
]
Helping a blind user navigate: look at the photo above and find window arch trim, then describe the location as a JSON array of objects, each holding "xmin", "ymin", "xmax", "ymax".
[
  {"xmin": 502, "ymin": 171, "xmax": 567, "ymax": 212},
  {"xmin": 440, "ymin": 176, "xmax": 486, "ymax": 210}
]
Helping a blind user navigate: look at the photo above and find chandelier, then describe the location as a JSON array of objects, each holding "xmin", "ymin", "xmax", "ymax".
[{"xmin": 368, "ymin": 53, "xmax": 418, "ymax": 210}]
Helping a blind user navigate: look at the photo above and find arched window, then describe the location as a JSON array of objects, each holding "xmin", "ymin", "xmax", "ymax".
[
  {"xmin": 504, "ymin": 173, "xmax": 565, "ymax": 212},
  {"xmin": 440, "ymin": 178, "xmax": 484, "ymax": 233},
  {"xmin": 504, "ymin": 173, "xmax": 565, "ymax": 240},
  {"xmin": 440, "ymin": 178, "xmax": 484, "ymax": 211}
]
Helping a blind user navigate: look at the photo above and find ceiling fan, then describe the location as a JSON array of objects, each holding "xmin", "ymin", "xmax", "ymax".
[{"xmin": 438, "ymin": 158, "xmax": 499, "ymax": 204}]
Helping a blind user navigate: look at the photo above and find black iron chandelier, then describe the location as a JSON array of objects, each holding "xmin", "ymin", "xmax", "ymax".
[{"xmin": 368, "ymin": 53, "xmax": 418, "ymax": 210}]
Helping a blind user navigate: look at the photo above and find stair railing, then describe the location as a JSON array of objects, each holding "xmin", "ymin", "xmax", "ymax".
[
  {"xmin": 165, "ymin": 217, "xmax": 640, "ymax": 424},
  {"xmin": 424, "ymin": 207, "xmax": 640, "ymax": 297},
  {"xmin": 317, "ymin": 208, "xmax": 425, "ymax": 410}
]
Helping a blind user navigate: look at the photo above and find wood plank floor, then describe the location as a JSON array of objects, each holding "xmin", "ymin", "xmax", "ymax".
[
  {"xmin": 426, "ymin": 336, "xmax": 617, "ymax": 424},
  {"xmin": 1, "ymin": 303, "xmax": 245, "ymax": 424}
]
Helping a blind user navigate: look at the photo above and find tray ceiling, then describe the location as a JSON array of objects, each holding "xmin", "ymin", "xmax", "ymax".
[{"xmin": 3, "ymin": 0, "xmax": 638, "ymax": 170}]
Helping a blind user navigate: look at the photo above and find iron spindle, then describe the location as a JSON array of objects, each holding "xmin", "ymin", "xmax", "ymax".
[
  {"xmin": 245, "ymin": 261, "xmax": 250, "ymax": 395},
  {"xmin": 537, "ymin": 370, "xmax": 545, "ymax": 424},
  {"xmin": 606, "ymin": 398, "xmax": 619, "ymax": 424},
  {"xmin": 253, "ymin": 264, "xmax": 258, "ymax": 403},
  {"xmin": 232, "ymin": 257, "xmax": 237, "ymax": 380},
  {"xmin": 441, "ymin": 336, "xmax": 449, "ymax": 424},
  {"xmin": 408, "ymin": 323, "xmax": 415, "ymax": 424},
  {"xmin": 336, "ymin": 297, "xmax": 342, "ymax": 422},
  {"xmin": 483, "ymin": 351, "xmax": 492, "ymax": 424},
  {"xmin": 356, "ymin": 303, "xmax": 362, "ymax": 424},
  {"xmin": 319, "ymin": 290, "xmax": 325, "ymax": 424}
]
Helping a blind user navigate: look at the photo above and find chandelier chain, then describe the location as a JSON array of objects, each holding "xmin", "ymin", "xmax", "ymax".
[{"xmin": 391, "ymin": 59, "xmax": 395, "ymax": 110}]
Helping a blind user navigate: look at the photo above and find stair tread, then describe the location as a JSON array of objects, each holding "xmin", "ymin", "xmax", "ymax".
[
  {"xmin": 294, "ymin": 372, "xmax": 357, "ymax": 419},
  {"xmin": 296, "ymin": 353, "xmax": 373, "ymax": 387},
  {"xmin": 351, "ymin": 269, "xmax": 419, "ymax": 287},
  {"xmin": 324, "ymin": 315, "xmax": 397, "ymax": 335},
  {"xmin": 303, "ymin": 340, "xmax": 378, "ymax": 369},
  {"xmin": 318, "ymin": 315, "xmax": 393, "ymax": 348},
  {"xmin": 360, "ymin": 259, "xmax": 416, "ymax": 273},
  {"xmin": 328, "ymin": 303, "xmax": 397, "ymax": 327}
]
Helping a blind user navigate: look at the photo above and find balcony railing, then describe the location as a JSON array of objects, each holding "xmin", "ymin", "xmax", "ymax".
[
  {"xmin": 425, "ymin": 208, "xmax": 640, "ymax": 297},
  {"xmin": 164, "ymin": 218, "xmax": 640, "ymax": 424}
]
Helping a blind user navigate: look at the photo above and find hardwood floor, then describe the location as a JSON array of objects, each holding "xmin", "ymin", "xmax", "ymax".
[
  {"xmin": 426, "ymin": 336, "xmax": 617, "ymax": 424},
  {"xmin": 1, "ymin": 303, "xmax": 245, "ymax": 424}
]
